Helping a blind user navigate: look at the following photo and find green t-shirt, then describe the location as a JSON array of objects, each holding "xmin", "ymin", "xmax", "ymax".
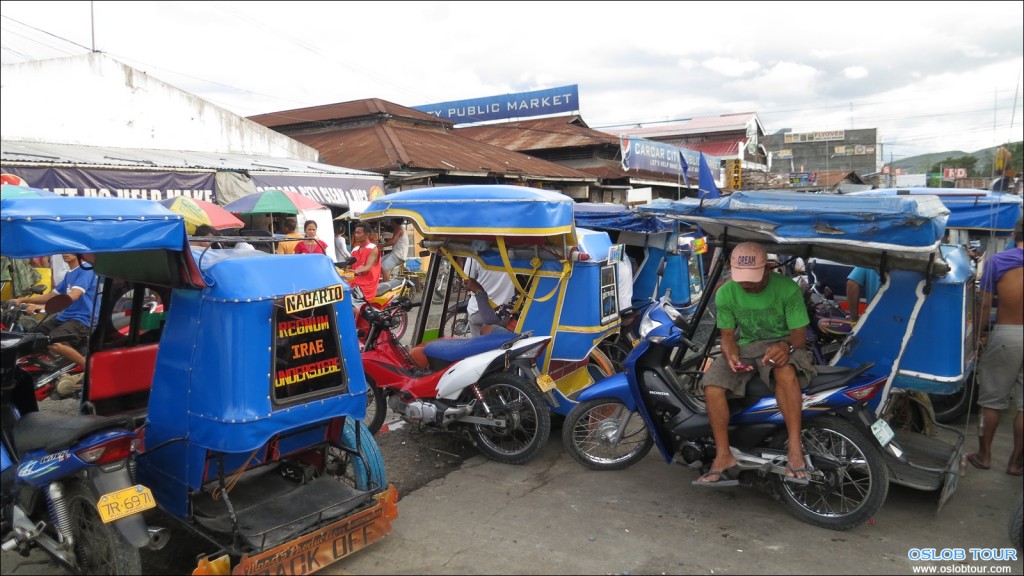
[{"xmin": 715, "ymin": 273, "xmax": 809, "ymax": 346}]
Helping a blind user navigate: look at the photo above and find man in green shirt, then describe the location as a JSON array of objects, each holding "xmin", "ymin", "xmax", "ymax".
[{"xmin": 694, "ymin": 242, "xmax": 815, "ymax": 487}]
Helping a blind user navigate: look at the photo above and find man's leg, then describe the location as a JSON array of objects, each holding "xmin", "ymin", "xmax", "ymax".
[
  {"xmin": 1008, "ymin": 410, "xmax": 1022, "ymax": 476},
  {"xmin": 773, "ymin": 365, "xmax": 807, "ymax": 479},
  {"xmin": 702, "ymin": 385, "xmax": 738, "ymax": 475},
  {"xmin": 968, "ymin": 407, "xmax": 1001, "ymax": 469},
  {"xmin": 50, "ymin": 342, "xmax": 85, "ymax": 368},
  {"xmin": 468, "ymin": 312, "xmax": 484, "ymax": 337}
]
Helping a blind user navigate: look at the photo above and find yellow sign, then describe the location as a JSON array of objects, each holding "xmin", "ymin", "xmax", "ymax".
[
  {"xmin": 726, "ymin": 160, "xmax": 742, "ymax": 190},
  {"xmin": 284, "ymin": 284, "xmax": 346, "ymax": 314},
  {"xmin": 97, "ymin": 485, "xmax": 156, "ymax": 523}
]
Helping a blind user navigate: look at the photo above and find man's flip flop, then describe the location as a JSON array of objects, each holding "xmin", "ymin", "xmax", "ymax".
[
  {"xmin": 965, "ymin": 453, "xmax": 990, "ymax": 470},
  {"xmin": 784, "ymin": 464, "xmax": 811, "ymax": 486},
  {"xmin": 692, "ymin": 469, "xmax": 739, "ymax": 488}
]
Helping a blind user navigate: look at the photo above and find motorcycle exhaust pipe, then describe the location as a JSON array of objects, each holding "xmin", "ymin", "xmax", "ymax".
[{"xmin": 147, "ymin": 527, "xmax": 170, "ymax": 550}]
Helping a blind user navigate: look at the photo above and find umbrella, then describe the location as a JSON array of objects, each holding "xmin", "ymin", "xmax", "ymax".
[
  {"xmin": 0, "ymin": 184, "xmax": 61, "ymax": 199},
  {"xmin": 222, "ymin": 189, "xmax": 325, "ymax": 215},
  {"xmin": 159, "ymin": 196, "xmax": 243, "ymax": 234}
]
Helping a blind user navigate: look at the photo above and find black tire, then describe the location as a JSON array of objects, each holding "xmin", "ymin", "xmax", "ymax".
[
  {"xmin": 562, "ymin": 398, "xmax": 654, "ymax": 470},
  {"xmin": 65, "ymin": 481, "xmax": 142, "ymax": 575},
  {"xmin": 929, "ymin": 372, "xmax": 977, "ymax": 424},
  {"xmin": 443, "ymin": 303, "xmax": 471, "ymax": 338},
  {"xmin": 1010, "ymin": 493, "xmax": 1023, "ymax": 552},
  {"xmin": 389, "ymin": 308, "xmax": 408, "ymax": 341},
  {"xmin": 325, "ymin": 419, "xmax": 388, "ymax": 491},
  {"xmin": 468, "ymin": 372, "xmax": 551, "ymax": 465},
  {"xmin": 597, "ymin": 338, "xmax": 633, "ymax": 373},
  {"xmin": 362, "ymin": 377, "xmax": 387, "ymax": 435},
  {"xmin": 772, "ymin": 415, "xmax": 889, "ymax": 531}
]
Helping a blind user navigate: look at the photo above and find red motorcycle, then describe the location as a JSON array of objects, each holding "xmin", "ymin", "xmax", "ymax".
[
  {"xmin": 359, "ymin": 297, "xmax": 555, "ymax": 465},
  {"xmin": 1, "ymin": 299, "xmax": 84, "ymax": 401}
]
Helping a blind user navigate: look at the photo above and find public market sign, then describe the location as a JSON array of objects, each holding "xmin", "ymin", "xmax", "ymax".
[{"xmin": 414, "ymin": 85, "xmax": 579, "ymax": 124}]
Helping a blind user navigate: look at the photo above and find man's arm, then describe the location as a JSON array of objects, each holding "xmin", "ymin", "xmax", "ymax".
[{"xmin": 354, "ymin": 248, "xmax": 380, "ymax": 275}]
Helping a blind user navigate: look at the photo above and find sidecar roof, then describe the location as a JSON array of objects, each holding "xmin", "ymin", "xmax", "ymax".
[
  {"xmin": 847, "ymin": 188, "xmax": 1022, "ymax": 233},
  {"xmin": 1, "ymin": 195, "xmax": 201, "ymax": 287},
  {"xmin": 641, "ymin": 190, "xmax": 951, "ymax": 274},
  {"xmin": 360, "ymin": 185, "xmax": 576, "ymax": 245}
]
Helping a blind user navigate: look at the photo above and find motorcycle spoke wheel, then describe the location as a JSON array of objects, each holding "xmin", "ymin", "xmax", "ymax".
[
  {"xmin": 325, "ymin": 419, "xmax": 388, "ymax": 492},
  {"xmin": 66, "ymin": 482, "xmax": 141, "ymax": 575},
  {"xmin": 469, "ymin": 373, "xmax": 551, "ymax": 465},
  {"xmin": 389, "ymin": 309, "xmax": 408, "ymax": 341},
  {"xmin": 443, "ymin": 306, "xmax": 471, "ymax": 338},
  {"xmin": 562, "ymin": 398, "xmax": 653, "ymax": 470},
  {"xmin": 773, "ymin": 416, "xmax": 889, "ymax": 531}
]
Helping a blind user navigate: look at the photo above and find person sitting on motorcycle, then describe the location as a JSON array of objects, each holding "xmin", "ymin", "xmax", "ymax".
[
  {"xmin": 348, "ymin": 221, "xmax": 382, "ymax": 312},
  {"xmin": 11, "ymin": 253, "xmax": 98, "ymax": 372},
  {"xmin": 464, "ymin": 277, "xmax": 514, "ymax": 335},
  {"xmin": 846, "ymin": 266, "xmax": 880, "ymax": 324},
  {"xmin": 695, "ymin": 242, "xmax": 815, "ymax": 486}
]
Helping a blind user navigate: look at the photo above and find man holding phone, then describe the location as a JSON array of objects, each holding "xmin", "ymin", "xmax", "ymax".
[{"xmin": 695, "ymin": 242, "xmax": 815, "ymax": 487}]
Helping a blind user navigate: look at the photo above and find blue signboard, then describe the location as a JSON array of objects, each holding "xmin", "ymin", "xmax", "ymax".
[
  {"xmin": 414, "ymin": 85, "xmax": 579, "ymax": 124},
  {"xmin": 620, "ymin": 137, "xmax": 691, "ymax": 180}
]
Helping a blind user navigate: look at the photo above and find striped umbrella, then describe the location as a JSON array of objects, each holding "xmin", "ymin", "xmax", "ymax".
[
  {"xmin": 222, "ymin": 189, "xmax": 325, "ymax": 215},
  {"xmin": 159, "ymin": 197, "xmax": 244, "ymax": 234}
]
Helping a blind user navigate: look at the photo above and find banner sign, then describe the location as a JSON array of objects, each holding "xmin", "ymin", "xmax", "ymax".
[
  {"xmin": 413, "ymin": 85, "xmax": 579, "ymax": 124},
  {"xmin": 1, "ymin": 166, "xmax": 216, "ymax": 202},
  {"xmin": 251, "ymin": 174, "xmax": 384, "ymax": 207},
  {"xmin": 620, "ymin": 137, "xmax": 691, "ymax": 179},
  {"xmin": 790, "ymin": 172, "xmax": 816, "ymax": 185}
]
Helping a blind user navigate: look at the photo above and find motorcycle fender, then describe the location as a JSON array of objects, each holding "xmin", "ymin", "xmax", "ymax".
[
  {"xmin": 575, "ymin": 372, "xmax": 636, "ymax": 409},
  {"xmin": 89, "ymin": 465, "xmax": 152, "ymax": 548},
  {"xmin": 435, "ymin": 349, "xmax": 506, "ymax": 400}
]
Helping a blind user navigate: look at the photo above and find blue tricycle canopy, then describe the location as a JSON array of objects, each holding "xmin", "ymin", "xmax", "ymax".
[
  {"xmin": 572, "ymin": 202, "xmax": 676, "ymax": 234},
  {"xmin": 847, "ymin": 188, "xmax": 1022, "ymax": 233},
  {"xmin": 641, "ymin": 190, "xmax": 951, "ymax": 274},
  {"xmin": 360, "ymin": 185, "xmax": 576, "ymax": 245}
]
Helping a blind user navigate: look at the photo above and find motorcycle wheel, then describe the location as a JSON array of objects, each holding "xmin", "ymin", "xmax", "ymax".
[
  {"xmin": 389, "ymin": 308, "xmax": 408, "ymax": 341},
  {"xmin": 325, "ymin": 419, "xmax": 388, "ymax": 491},
  {"xmin": 928, "ymin": 371, "xmax": 977, "ymax": 424},
  {"xmin": 468, "ymin": 372, "xmax": 551, "ymax": 465},
  {"xmin": 562, "ymin": 398, "xmax": 654, "ymax": 470},
  {"xmin": 65, "ymin": 481, "xmax": 142, "ymax": 575},
  {"xmin": 362, "ymin": 377, "xmax": 388, "ymax": 435},
  {"xmin": 597, "ymin": 337, "xmax": 632, "ymax": 373},
  {"xmin": 772, "ymin": 415, "xmax": 889, "ymax": 531},
  {"xmin": 442, "ymin": 304, "xmax": 471, "ymax": 338}
]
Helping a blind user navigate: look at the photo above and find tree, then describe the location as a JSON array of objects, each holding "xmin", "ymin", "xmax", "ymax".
[
  {"xmin": 979, "ymin": 141, "xmax": 1023, "ymax": 177},
  {"xmin": 928, "ymin": 155, "xmax": 980, "ymax": 176}
]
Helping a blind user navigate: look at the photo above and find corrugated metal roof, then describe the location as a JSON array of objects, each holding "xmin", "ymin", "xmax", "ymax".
[
  {"xmin": 252, "ymin": 103, "xmax": 596, "ymax": 181},
  {"xmin": 0, "ymin": 139, "xmax": 380, "ymax": 177},
  {"xmin": 610, "ymin": 112, "xmax": 760, "ymax": 138},
  {"xmin": 455, "ymin": 115, "xmax": 618, "ymax": 151},
  {"xmin": 248, "ymin": 98, "xmax": 446, "ymax": 129}
]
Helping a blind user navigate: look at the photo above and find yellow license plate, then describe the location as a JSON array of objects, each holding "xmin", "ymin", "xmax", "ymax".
[
  {"xmin": 536, "ymin": 374, "xmax": 557, "ymax": 392},
  {"xmin": 97, "ymin": 485, "xmax": 156, "ymax": 523}
]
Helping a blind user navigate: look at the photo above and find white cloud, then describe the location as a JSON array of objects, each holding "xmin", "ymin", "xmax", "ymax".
[{"xmin": 843, "ymin": 66, "xmax": 869, "ymax": 80}]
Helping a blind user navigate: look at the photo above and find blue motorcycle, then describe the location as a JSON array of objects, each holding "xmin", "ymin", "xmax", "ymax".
[
  {"xmin": 561, "ymin": 290, "xmax": 895, "ymax": 531},
  {"xmin": 2, "ymin": 327, "xmax": 167, "ymax": 574}
]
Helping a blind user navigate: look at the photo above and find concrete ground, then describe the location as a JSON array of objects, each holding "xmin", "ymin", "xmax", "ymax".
[{"xmin": 3, "ymin": 408, "xmax": 1021, "ymax": 575}]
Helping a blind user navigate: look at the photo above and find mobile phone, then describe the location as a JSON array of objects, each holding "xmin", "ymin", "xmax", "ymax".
[{"xmin": 732, "ymin": 362, "xmax": 751, "ymax": 370}]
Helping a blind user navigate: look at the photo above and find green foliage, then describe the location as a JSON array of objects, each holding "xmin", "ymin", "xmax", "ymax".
[
  {"xmin": 895, "ymin": 141, "xmax": 1023, "ymax": 177},
  {"xmin": 928, "ymin": 155, "xmax": 979, "ymax": 175}
]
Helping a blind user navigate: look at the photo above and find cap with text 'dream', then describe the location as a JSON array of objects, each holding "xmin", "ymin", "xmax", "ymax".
[{"xmin": 730, "ymin": 242, "xmax": 768, "ymax": 283}]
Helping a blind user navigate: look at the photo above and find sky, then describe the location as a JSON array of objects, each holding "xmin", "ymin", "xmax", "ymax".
[{"xmin": 1, "ymin": 1, "xmax": 1023, "ymax": 161}]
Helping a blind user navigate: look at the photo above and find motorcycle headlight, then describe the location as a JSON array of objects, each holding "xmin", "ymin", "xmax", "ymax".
[{"xmin": 638, "ymin": 309, "xmax": 663, "ymax": 340}]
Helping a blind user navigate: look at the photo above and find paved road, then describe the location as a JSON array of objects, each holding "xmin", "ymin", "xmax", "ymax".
[{"xmin": 4, "ymin": 409, "xmax": 1022, "ymax": 575}]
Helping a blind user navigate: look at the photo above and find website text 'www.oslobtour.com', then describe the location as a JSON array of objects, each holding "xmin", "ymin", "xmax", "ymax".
[{"xmin": 907, "ymin": 548, "xmax": 1019, "ymax": 574}]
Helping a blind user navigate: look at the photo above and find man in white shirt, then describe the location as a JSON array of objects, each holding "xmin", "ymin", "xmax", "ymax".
[{"xmin": 464, "ymin": 258, "xmax": 515, "ymax": 337}]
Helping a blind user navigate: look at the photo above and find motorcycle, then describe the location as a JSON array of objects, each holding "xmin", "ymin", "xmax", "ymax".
[
  {"xmin": 337, "ymin": 257, "xmax": 414, "ymax": 341},
  {"xmin": 1, "ymin": 300, "xmax": 84, "ymax": 402},
  {"xmin": 1, "ymin": 315, "xmax": 167, "ymax": 574},
  {"xmin": 562, "ymin": 290, "xmax": 896, "ymax": 531},
  {"xmin": 801, "ymin": 274, "xmax": 854, "ymax": 365},
  {"xmin": 359, "ymin": 297, "xmax": 554, "ymax": 465}
]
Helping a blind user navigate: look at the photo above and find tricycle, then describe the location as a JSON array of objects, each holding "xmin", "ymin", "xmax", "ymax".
[
  {"xmin": 638, "ymin": 190, "xmax": 969, "ymax": 510},
  {"xmin": 358, "ymin": 185, "xmax": 628, "ymax": 419},
  {"xmin": 1, "ymin": 191, "xmax": 397, "ymax": 575}
]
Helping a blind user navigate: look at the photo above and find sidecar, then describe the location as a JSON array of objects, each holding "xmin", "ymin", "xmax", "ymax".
[
  {"xmin": 643, "ymin": 190, "xmax": 971, "ymax": 510},
  {"xmin": 0, "ymin": 193, "xmax": 397, "ymax": 575},
  {"xmin": 360, "ymin": 185, "xmax": 628, "ymax": 416}
]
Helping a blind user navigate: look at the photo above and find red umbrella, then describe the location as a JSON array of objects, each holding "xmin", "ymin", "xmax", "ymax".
[{"xmin": 159, "ymin": 197, "xmax": 244, "ymax": 232}]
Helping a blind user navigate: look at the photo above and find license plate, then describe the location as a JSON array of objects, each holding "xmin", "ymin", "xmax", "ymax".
[
  {"xmin": 97, "ymin": 485, "xmax": 156, "ymax": 523},
  {"xmin": 536, "ymin": 374, "xmax": 557, "ymax": 392},
  {"xmin": 870, "ymin": 418, "xmax": 895, "ymax": 447}
]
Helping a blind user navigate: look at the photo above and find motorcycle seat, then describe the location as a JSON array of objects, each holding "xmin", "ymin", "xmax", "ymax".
[
  {"xmin": 376, "ymin": 279, "xmax": 407, "ymax": 296},
  {"xmin": 744, "ymin": 361, "xmax": 876, "ymax": 398},
  {"xmin": 12, "ymin": 410, "xmax": 133, "ymax": 455},
  {"xmin": 423, "ymin": 332, "xmax": 519, "ymax": 363}
]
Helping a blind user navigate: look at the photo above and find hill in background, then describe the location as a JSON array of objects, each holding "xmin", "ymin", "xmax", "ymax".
[{"xmin": 892, "ymin": 141, "xmax": 1023, "ymax": 175}]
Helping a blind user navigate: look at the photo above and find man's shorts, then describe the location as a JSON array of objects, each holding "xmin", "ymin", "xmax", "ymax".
[
  {"xmin": 33, "ymin": 317, "xmax": 90, "ymax": 350},
  {"xmin": 702, "ymin": 339, "xmax": 816, "ymax": 397},
  {"xmin": 381, "ymin": 252, "xmax": 405, "ymax": 273},
  {"xmin": 976, "ymin": 324, "xmax": 1024, "ymax": 412}
]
